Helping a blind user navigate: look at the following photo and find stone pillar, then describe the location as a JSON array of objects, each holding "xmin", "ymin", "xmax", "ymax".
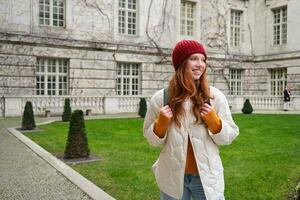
[
  {"xmin": 233, "ymin": 97, "xmax": 244, "ymax": 112},
  {"xmin": 292, "ymin": 97, "xmax": 300, "ymax": 111},
  {"xmin": 103, "ymin": 96, "xmax": 119, "ymax": 114},
  {"xmin": 5, "ymin": 97, "xmax": 22, "ymax": 117}
]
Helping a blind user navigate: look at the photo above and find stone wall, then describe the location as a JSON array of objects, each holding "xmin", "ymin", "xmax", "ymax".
[
  {"xmin": 0, "ymin": 35, "xmax": 173, "ymax": 96},
  {"xmin": 0, "ymin": 0, "xmax": 300, "ymax": 99}
]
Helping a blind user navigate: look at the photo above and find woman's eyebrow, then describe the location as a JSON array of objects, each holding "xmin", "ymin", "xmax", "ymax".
[{"xmin": 190, "ymin": 56, "xmax": 205, "ymax": 59}]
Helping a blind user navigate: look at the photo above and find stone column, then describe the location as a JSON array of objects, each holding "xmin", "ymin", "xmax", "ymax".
[{"xmin": 5, "ymin": 97, "xmax": 22, "ymax": 117}]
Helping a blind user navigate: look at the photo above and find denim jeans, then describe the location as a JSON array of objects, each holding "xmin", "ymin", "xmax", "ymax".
[{"xmin": 160, "ymin": 174, "xmax": 207, "ymax": 200}]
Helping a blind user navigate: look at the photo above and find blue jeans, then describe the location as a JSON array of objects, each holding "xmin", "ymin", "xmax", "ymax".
[{"xmin": 160, "ymin": 174, "xmax": 206, "ymax": 200}]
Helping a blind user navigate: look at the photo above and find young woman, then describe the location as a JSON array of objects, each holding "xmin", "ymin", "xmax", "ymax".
[{"xmin": 143, "ymin": 40, "xmax": 239, "ymax": 200}]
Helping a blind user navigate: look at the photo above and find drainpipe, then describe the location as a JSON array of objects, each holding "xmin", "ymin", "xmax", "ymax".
[{"xmin": 1, "ymin": 95, "xmax": 5, "ymax": 117}]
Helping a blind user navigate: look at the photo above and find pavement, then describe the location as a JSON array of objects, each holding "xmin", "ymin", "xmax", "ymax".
[{"xmin": 0, "ymin": 113, "xmax": 139, "ymax": 200}]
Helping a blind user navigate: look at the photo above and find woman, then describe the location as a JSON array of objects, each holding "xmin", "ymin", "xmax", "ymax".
[{"xmin": 143, "ymin": 40, "xmax": 239, "ymax": 200}]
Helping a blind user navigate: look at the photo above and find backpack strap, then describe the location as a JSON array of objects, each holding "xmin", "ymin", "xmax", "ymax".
[
  {"xmin": 205, "ymin": 98, "xmax": 211, "ymax": 105},
  {"xmin": 205, "ymin": 86, "xmax": 211, "ymax": 105},
  {"xmin": 163, "ymin": 88, "xmax": 169, "ymax": 106}
]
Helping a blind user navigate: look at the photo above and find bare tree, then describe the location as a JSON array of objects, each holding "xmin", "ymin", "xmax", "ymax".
[{"xmin": 202, "ymin": 0, "xmax": 255, "ymax": 93}]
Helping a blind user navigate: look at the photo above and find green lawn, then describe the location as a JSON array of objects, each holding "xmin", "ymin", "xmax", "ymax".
[{"xmin": 26, "ymin": 114, "xmax": 300, "ymax": 200}]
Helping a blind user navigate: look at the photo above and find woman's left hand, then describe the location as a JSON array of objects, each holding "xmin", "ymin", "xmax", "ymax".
[
  {"xmin": 200, "ymin": 103, "xmax": 213, "ymax": 116},
  {"xmin": 200, "ymin": 103, "xmax": 222, "ymax": 134}
]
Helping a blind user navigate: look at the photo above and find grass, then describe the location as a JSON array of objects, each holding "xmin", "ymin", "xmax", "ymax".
[{"xmin": 26, "ymin": 114, "xmax": 300, "ymax": 200}]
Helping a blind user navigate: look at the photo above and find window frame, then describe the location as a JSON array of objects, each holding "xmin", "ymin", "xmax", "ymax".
[
  {"xmin": 230, "ymin": 9, "xmax": 243, "ymax": 47},
  {"xmin": 116, "ymin": 63, "xmax": 140, "ymax": 95},
  {"xmin": 180, "ymin": 0, "xmax": 196, "ymax": 37},
  {"xmin": 229, "ymin": 69, "xmax": 243, "ymax": 95},
  {"xmin": 118, "ymin": 0, "xmax": 138, "ymax": 35},
  {"xmin": 39, "ymin": 0, "xmax": 66, "ymax": 27},
  {"xmin": 272, "ymin": 6, "xmax": 287, "ymax": 45},
  {"xmin": 36, "ymin": 58, "xmax": 69, "ymax": 96},
  {"xmin": 269, "ymin": 68, "xmax": 287, "ymax": 96}
]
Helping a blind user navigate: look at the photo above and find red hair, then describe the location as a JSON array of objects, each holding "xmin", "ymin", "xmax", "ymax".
[{"xmin": 168, "ymin": 60, "xmax": 211, "ymax": 127}]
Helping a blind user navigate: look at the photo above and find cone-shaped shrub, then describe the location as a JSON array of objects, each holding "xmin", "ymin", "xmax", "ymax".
[
  {"xmin": 138, "ymin": 98, "xmax": 147, "ymax": 118},
  {"xmin": 295, "ymin": 182, "xmax": 300, "ymax": 200},
  {"xmin": 21, "ymin": 101, "xmax": 36, "ymax": 130},
  {"xmin": 242, "ymin": 99, "xmax": 253, "ymax": 114},
  {"xmin": 64, "ymin": 110, "xmax": 90, "ymax": 159},
  {"xmin": 62, "ymin": 98, "xmax": 72, "ymax": 122}
]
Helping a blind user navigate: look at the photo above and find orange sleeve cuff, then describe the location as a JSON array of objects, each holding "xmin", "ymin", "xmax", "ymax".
[
  {"xmin": 202, "ymin": 109, "xmax": 222, "ymax": 134},
  {"xmin": 153, "ymin": 114, "xmax": 171, "ymax": 138}
]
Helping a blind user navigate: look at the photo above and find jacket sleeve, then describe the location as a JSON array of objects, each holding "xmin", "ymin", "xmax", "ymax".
[
  {"xmin": 143, "ymin": 90, "xmax": 168, "ymax": 147},
  {"xmin": 209, "ymin": 89, "xmax": 239, "ymax": 145}
]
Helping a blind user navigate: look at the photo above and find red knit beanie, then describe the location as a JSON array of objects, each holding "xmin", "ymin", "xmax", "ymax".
[{"xmin": 172, "ymin": 40, "xmax": 207, "ymax": 71}]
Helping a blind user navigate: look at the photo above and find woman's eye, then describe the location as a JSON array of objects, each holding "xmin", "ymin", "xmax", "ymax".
[{"xmin": 190, "ymin": 57, "xmax": 205, "ymax": 62}]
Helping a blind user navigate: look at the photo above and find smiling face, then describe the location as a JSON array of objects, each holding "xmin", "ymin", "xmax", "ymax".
[{"xmin": 186, "ymin": 53, "xmax": 206, "ymax": 80}]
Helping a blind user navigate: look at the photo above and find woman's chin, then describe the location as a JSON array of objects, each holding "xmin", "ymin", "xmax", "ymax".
[{"xmin": 193, "ymin": 75, "xmax": 201, "ymax": 80}]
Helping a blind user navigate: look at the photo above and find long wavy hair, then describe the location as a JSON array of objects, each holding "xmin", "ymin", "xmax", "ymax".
[{"xmin": 168, "ymin": 59, "xmax": 211, "ymax": 127}]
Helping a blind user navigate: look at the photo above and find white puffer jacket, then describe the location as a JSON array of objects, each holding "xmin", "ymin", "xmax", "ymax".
[{"xmin": 143, "ymin": 86, "xmax": 239, "ymax": 200}]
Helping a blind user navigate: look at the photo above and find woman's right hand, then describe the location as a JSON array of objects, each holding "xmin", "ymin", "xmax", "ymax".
[
  {"xmin": 153, "ymin": 105, "xmax": 173, "ymax": 137},
  {"xmin": 159, "ymin": 105, "xmax": 173, "ymax": 120}
]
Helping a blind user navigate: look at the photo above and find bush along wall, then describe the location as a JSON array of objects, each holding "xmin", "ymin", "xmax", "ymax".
[
  {"xmin": 242, "ymin": 99, "xmax": 253, "ymax": 114},
  {"xmin": 62, "ymin": 98, "xmax": 72, "ymax": 122},
  {"xmin": 138, "ymin": 98, "xmax": 147, "ymax": 118},
  {"xmin": 294, "ymin": 181, "xmax": 300, "ymax": 200},
  {"xmin": 21, "ymin": 101, "xmax": 36, "ymax": 130},
  {"xmin": 64, "ymin": 110, "xmax": 90, "ymax": 159}
]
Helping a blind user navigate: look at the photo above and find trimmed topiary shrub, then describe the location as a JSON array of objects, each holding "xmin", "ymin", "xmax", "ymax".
[
  {"xmin": 62, "ymin": 98, "xmax": 72, "ymax": 122},
  {"xmin": 64, "ymin": 110, "xmax": 90, "ymax": 159},
  {"xmin": 242, "ymin": 99, "xmax": 253, "ymax": 114},
  {"xmin": 295, "ymin": 182, "xmax": 300, "ymax": 200},
  {"xmin": 21, "ymin": 101, "xmax": 36, "ymax": 130},
  {"xmin": 138, "ymin": 98, "xmax": 147, "ymax": 118}
]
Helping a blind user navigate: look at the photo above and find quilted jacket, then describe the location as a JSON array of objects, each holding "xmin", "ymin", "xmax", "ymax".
[{"xmin": 143, "ymin": 86, "xmax": 239, "ymax": 200}]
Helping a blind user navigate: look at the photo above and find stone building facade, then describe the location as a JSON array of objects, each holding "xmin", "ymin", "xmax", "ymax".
[{"xmin": 0, "ymin": 0, "xmax": 300, "ymax": 116}]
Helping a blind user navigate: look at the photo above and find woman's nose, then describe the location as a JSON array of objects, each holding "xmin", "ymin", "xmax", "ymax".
[
  {"xmin": 196, "ymin": 59, "xmax": 203, "ymax": 66},
  {"xmin": 197, "ymin": 60, "xmax": 205, "ymax": 66}
]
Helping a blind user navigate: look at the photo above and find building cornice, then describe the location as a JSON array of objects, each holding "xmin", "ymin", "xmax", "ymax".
[
  {"xmin": 0, "ymin": 32, "xmax": 171, "ymax": 56},
  {"xmin": 253, "ymin": 51, "xmax": 300, "ymax": 62},
  {"xmin": 1, "ymin": 32, "xmax": 300, "ymax": 63}
]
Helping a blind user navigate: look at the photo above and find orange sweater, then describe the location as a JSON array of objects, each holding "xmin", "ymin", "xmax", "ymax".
[{"xmin": 185, "ymin": 137, "xmax": 198, "ymax": 174}]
